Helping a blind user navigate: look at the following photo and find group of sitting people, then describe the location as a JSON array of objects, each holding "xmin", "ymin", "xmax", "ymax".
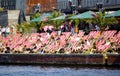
[{"xmin": 0, "ymin": 30, "xmax": 120, "ymax": 54}]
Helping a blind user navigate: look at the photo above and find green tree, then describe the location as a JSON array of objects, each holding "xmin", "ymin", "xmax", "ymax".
[
  {"xmin": 31, "ymin": 12, "xmax": 41, "ymax": 20},
  {"xmin": 16, "ymin": 12, "xmax": 51, "ymax": 34},
  {"xmin": 93, "ymin": 11, "xmax": 118, "ymax": 30},
  {"xmin": 16, "ymin": 22, "xmax": 36, "ymax": 34},
  {"xmin": 30, "ymin": 12, "xmax": 46, "ymax": 32},
  {"xmin": 48, "ymin": 11, "xmax": 63, "ymax": 29}
]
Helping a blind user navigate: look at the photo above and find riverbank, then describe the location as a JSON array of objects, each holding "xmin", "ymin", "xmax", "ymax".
[{"xmin": 0, "ymin": 54, "xmax": 119, "ymax": 66}]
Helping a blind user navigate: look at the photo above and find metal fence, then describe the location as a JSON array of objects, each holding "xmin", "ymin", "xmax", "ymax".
[
  {"xmin": 56, "ymin": 0, "xmax": 78, "ymax": 10},
  {"xmin": 56, "ymin": 0, "xmax": 120, "ymax": 10},
  {"xmin": 81, "ymin": 0, "xmax": 120, "ymax": 8}
]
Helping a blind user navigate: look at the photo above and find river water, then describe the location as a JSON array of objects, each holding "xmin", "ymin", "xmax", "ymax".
[{"xmin": 0, "ymin": 65, "xmax": 120, "ymax": 76}]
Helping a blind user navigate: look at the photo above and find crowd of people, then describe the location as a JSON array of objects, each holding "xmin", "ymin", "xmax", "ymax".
[
  {"xmin": 0, "ymin": 29, "xmax": 120, "ymax": 54},
  {"xmin": 39, "ymin": 20, "xmax": 101, "ymax": 36}
]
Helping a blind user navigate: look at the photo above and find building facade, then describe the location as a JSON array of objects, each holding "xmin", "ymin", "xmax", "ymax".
[
  {"xmin": 81, "ymin": 0, "xmax": 120, "ymax": 11},
  {"xmin": 0, "ymin": 10, "xmax": 20, "ymax": 26},
  {"xmin": 0, "ymin": 0, "xmax": 119, "ymax": 15},
  {"xmin": 0, "ymin": 0, "xmax": 26, "ymax": 14},
  {"xmin": 26, "ymin": 0, "xmax": 57, "ymax": 14},
  {"xmin": 56, "ymin": 0, "xmax": 120, "ymax": 12},
  {"xmin": 0, "ymin": 0, "xmax": 1, "ymax": 7},
  {"xmin": 0, "ymin": 0, "xmax": 57, "ymax": 15},
  {"xmin": 0, "ymin": 11, "xmax": 8, "ymax": 26},
  {"xmin": 81, "ymin": 0, "xmax": 120, "ymax": 8},
  {"xmin": 57, "ymin": 0, "xmax": 78, "ymax": 10}
]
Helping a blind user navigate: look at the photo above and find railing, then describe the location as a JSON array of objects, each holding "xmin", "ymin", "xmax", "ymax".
[
  {"xmin": 56, "ymin": 0, "xmax": 120, "ymax": 10},
  {"xmin": 56, "ymin": 0, "xmax": 78, "ymax": 10},
  {"xmin": 81, "ymin": 0, "xmax": 120, "ymax": 8}
]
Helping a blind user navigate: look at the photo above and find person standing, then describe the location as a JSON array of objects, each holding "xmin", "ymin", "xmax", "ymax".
[
  {"xmin": 64, "ymin": 20, "xmax": 70, "ymax": 32},
  {"xmin": 70, "ymin": 21, "xmax": 75, "ymax": 35},
  {"xmin": 95, "ymin": 25, "xmax": 100, "ymax": 31},
  {"xmin": 89, "ymin": 23, "xmax": 93, "ymax": 31}
]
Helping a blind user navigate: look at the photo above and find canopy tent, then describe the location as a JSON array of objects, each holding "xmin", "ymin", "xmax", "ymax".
[
  {"xmin": 42, "ymin": 13, "xmax": 51, "ymax": 17},
  {"xmin": 105, "ymin": 10, "xmax": 120, "ymax": 17},
  {"xmin": 30, "ymin": 13, "xmax": 51, "ymax": 22},
  {"xmin": 30, "ymin": 16, "xmax": 42, "ymax": 22},
  {"xmin": 51, "ymin": 15, "xmax": 66, "ymax": 20},
  {"xmin": 69, "ymin": 11, "xmax": 97, "ymax": 19}
]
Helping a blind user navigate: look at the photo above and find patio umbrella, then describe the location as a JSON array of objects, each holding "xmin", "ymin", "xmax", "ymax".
[
  {"xmin": 30, "ymin": 16, "xmax": 42, "ymax": 22},
  {"xmin": 30, "ymin": 13, "xmax": 51, "ymax": 22},
  {"xmin": 105, "ymin": 10, "xmax": 120, "ymax": 17},
  {"xmin": 69, "ymin": 11, "xmax": 97, "ymax": 19},
  {"xmin": 42, "ymin": 13, "xmax": 51, "ymax": 17},
  {"xmin": 51, "ymin": 15, "xmax": 66, "ymax": 20}
]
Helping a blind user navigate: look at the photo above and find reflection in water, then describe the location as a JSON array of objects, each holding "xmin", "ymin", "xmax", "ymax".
[{"xmin": 0, "ymin": 65, "xmax": 120, "ymax": 76}]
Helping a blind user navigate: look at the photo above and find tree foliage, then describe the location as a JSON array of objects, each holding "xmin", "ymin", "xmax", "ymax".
[
  {"xmin": 16, "ymin": 22, "xmax": 36, "ymax": 34},
  {"xmin": 93, "ymin": 11, "xmax": 118, "ymax": 30},
  {"xmin": 16, "ymin": 10, "xmax": 118, "ymax": 33},
  {"xmin": 30, "ymin": 12, "xmax": 46, "ymax": 32},
  {"xmin": 31, "ymin": 13, "xmax": 41, "ymax": 20},
  {"xmin": 48, "ymin": 11, "xmax": 63, "ymax": 29}
]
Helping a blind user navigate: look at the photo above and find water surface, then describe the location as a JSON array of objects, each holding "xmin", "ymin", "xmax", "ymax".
[{"xmin": 0, "ymin": 65, "xmax": 120, "ymax": 76}]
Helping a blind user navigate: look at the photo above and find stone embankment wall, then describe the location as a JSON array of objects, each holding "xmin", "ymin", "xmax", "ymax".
[{"xmin": 0, "ymin": 54, "xmax": 119, "ymax": 65}]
